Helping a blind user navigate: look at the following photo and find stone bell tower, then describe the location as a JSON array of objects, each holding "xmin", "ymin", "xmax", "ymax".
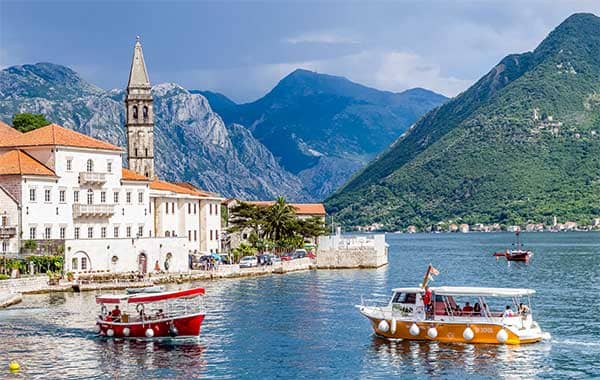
[{"xmin": 125, "ymin": 36, "xmax": 154, "ymax": 178}]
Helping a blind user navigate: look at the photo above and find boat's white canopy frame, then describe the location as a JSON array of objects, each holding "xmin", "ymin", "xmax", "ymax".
[
  {"xmin": 391, "ymin": 287, "xmax": 425, "ymax": 293},
  {"xmin": 431, "ymin": 286, "xmax": 535, "ymax": 297}
]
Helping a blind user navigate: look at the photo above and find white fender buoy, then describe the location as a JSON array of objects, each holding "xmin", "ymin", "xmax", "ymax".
[
  {"xmin": 496, "ymin": 329, "xmax": 508, "ymax": 343},
  {"xmin": 463, "ymin": 327, "xmax": 474, "ymax": 341},
  {"xmin": 378, "ymin": 320, "xmax": 390, "ymax": 333},
  {"xmin": 409, "ymin": 323, "xmax": 420, "ymax": 336},
  {"xmin": 427, "ymin": 326, "xmax": 438, "ymax": 339},
  {"xmin": 145, "ymin": 328, "xmax": 154, "ymax": 338},
  {"xmin": 93, "ymin": 324, "xmax": 101, "ymax": 334},
  {"xmin": 106, "ymin": 328, "xmax": 114, "ymax": 337},
  {"xmin": 390, "ymin": 318, "xmax": 397, "ymax": 334},
  {"xmin": 122, "ymin": 327, "xmax": 130, "ymax": 337}
]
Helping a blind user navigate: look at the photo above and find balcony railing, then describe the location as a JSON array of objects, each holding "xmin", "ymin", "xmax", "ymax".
[
  {"xmin": 79, "ymin": 172, "xmax": 107, "ymax": 184},
  {"xmin": 0, "ymin": 225, "xmax": 17, "ymax": 238},
  {"xmin": 73, "ymin": 204, "xmax": 115, "ymax": 218}
]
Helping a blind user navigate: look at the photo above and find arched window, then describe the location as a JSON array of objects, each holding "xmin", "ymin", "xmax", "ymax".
[
  {"xmin": 132, "ymin": 105, "xmax": 138, "ymax": 119},
  {"xmin": 87, "ymin": 189, "xmax": 94, "ymax": 205},
  {"xmin": 86, "ymin": 159, "xmax": 94, "ymax": 172},
  {"xmin": 143, "ymin": 106, "xmax": 148, "ymax": 119}
]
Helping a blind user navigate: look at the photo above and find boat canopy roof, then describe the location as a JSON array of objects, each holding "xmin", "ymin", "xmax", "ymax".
[
  {"xmin": 430, "ymin": 286, "xmax": 535, "ymax": 297},
  {"xmin": 391, "ymin": 287, "xmax": 425, "ymax": 293},
  {"xmin": 96, "ymin": 287, "xmax": 205, "ymax": 304}
]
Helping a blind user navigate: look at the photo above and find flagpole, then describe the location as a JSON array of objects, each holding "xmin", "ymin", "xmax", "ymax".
[{"xmin": 421, "ymin": 264, "xmax": 432, "ymax": 289}]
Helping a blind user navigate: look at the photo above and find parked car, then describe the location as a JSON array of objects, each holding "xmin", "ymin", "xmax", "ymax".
[
  {"xmin": 280, "ymin": 252, "xmax": 294, "ymax": 261},
  {"xmin": 306, "ymin": 252, "xmax": 316, "ymax": 259},
  {"xmin": 239, "ymin": 256, "xmax": 258, "ymax": 268},
  {"xmin": 293, "ymin": 249, "xmax": 307, "ymax": 259},
  {"xmin": 257, "ymin": 254, "xmax": 273, "ymax": 266},
  {"xmin": 271, "ymin": 255, "xmax": 282, "ymax": 264}
]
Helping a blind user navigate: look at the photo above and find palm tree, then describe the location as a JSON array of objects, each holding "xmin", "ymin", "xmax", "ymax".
[{"xmin": 263, "ymin": 197, "xmax": 297, "ymax": 243}]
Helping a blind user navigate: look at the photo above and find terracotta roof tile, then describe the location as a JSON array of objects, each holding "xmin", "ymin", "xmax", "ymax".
[
  {"xmin": 0, "ymin": 124, "xmax": 122, "ymax": 151},
  {"xmin": 0, "ymin": 149, "xmax": 56, "ymax": 176},
  {"xmin": 245, "ymin": 201, "xmax": 326, "ymax": 215},
  {"xmin": 0, "ymin": 120, "xmax": 22, "ymax": 141},
  {"xmin": 173, "ymin": 182, "xmax": 214, "ymax": 197},
  {"xmin": 121, "ymin": 168, "xmax": 149, "ymax": 181},
  {"xmin": 150, "ymin": 179, "xmax": 203, "ymax": 197}
]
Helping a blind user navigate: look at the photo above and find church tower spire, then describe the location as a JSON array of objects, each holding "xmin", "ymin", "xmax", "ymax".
[{"xmin": 125, "ymin": 36, "xmax": 154, "ymax": 179}]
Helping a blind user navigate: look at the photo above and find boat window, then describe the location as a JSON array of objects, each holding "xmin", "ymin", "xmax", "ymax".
[{"xmin": 392, "ymin": 292, "xmax": 416, "ymax": 304}]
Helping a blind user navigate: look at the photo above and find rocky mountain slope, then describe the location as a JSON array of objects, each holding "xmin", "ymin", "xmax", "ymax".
[
  {"xmin": 199, "ymin": 70, "xmax": 447, "ymax": 199},
  {"xmin": 327, "ymin": 13, "xmax": 600, "ymax": 229},
  {"xmin": 0, "ymin": 63, "xmax": 307, "ymax": 200}
]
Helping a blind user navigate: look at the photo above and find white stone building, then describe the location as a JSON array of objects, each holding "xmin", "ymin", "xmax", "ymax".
[{"xmin": 0, "ymin": 39, "xmax": 223, "ymax": 274}]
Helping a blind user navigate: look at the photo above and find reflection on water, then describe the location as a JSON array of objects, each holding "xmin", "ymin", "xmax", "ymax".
[{"xmin": 0, "ymin": 232, "xmax": 599, "ymax": 379}]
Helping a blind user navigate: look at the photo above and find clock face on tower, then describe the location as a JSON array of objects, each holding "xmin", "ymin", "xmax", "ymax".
[{"xmin": 125, "ymin": 38, "xmax": 154, "ymax": 179}]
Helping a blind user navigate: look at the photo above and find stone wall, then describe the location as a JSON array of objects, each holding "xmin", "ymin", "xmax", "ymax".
[
  {"xmin": 316, "ymin": 234, "xmax": 388, "ymax": 269},
  {"xmin": 0, "ymin": 276, "xmax": 49, "ymax": 294}
]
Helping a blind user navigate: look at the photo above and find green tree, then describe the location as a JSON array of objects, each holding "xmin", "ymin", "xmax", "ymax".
[
  {"xmin": 263, "ymin": 197, "xmax": 296, "ymax": 242},
  {"xmin": 295, "ymin": 216, "xmax": 327, "ymax": 242},
  {"xmin": 12, "ymin": 113, "xmax": 50, "ymax": 133}
]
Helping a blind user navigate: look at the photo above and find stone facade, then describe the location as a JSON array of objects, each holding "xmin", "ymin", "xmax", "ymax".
[{"xmin": 316, "ymin": 234, "xmax": 388, "ymax": 269}]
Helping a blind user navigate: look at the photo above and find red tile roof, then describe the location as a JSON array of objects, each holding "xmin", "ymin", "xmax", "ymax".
[
  {"xmin": 173, "ymin": 182, "xmax": 214, "ymax": 197},
  {"xmin": 0, "ymin": 149, "xmax": 56, "ymax": 177},
  {"xmin": 150, "ymin": 179, "xmax": 205, "ymax": 197},
  {"xmin": 245, "ymin": 201, "xmax": 326, "ymax": 215},
  {"xmin": 0, "ymin": 121, "xmax": 22, "ymax": 141},
  {"xmin": 121, "ymin": 168, "xmax": 149, "ymax": 181},
  {"xmin": 0, "ymin": 124, "xmax": 122, "ymax": 151}
]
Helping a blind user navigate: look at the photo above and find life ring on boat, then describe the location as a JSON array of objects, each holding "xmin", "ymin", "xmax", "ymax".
[{"xmin": 136, "ymin": 303, "xmax": 145, "ymax": 314}]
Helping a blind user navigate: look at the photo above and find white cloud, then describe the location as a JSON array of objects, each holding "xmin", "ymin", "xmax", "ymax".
[{"xmin": 283, "ymin": 31, "xmax": 359, "ymax": 45}]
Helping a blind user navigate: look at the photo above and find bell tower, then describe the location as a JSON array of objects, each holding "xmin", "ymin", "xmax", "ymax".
[{"xmin": 125, "ymin": 36, "xmax": 154, "ymax": 178}]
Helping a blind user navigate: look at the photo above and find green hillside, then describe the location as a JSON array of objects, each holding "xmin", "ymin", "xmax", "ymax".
[{"xmin": 326, "ymin": 13, "xmax": 600, "ymax": 229}]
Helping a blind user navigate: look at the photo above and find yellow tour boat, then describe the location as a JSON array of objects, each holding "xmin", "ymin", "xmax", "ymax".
[{"xmin": 357, "ymin": 266, "xmax": 547, "ymax": 345}]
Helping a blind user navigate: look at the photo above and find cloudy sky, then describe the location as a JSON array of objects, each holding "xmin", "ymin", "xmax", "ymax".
[{"xmin": 1, "ymin": 1, "xmax": 599, "ymax": 102}]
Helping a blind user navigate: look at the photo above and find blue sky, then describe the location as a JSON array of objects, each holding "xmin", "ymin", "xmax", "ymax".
[{"xmin": 1, "ymin": 1, "xmax": 599, "ymax": 102}]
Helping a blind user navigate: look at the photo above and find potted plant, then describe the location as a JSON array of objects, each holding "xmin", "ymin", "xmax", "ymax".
[
  {"xmin": 66, "ymin": 272, "xmax": 74, "ymax": 282},
  {"xmin": 47, "ymin": 270, "xmax": 59, "ymax": 286}
]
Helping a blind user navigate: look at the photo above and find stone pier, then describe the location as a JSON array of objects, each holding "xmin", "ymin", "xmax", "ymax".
[{"xmin": 316, "ymin": 234, "xmax": 388, "ymax": 269}]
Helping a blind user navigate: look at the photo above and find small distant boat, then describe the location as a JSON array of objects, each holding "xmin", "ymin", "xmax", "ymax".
[
  {"xmin": 357, "ymin": 265, "xmax": 546, "ymax": 344},
  {"xmin": 493, "ymin": 231, "xmax": 533, "ymax": 262},
  {"xmin": 95, "ymin": 287, "xmax": 205, "ymax": 339},
  {"xmin": 126, "ymin": 285, "xmax": 165, "ymax": 294}
]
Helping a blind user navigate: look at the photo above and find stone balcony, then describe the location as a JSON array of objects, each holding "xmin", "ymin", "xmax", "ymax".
[
  {"xmin": 79, "ymin": 171, "xmax": 107, "ymax": 185},
  {"xmin": 0, "ymin": 225, "xmax": 17, "ymax": 238},
  {"xmin": 73, "ymin": 204, "xmax": 115, "ymax": 218}
]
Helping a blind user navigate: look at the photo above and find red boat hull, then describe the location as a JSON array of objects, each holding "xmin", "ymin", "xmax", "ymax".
[
  {"xmin": 493, "ymin": 250, "xmax": 533, "ymax": 262},
  {"xmin": 97, "ymin": 313, "xmax": 205, "ymax": 338}
]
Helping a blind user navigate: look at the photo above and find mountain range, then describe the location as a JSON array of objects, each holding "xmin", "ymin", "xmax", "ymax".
[
  {"xmin": 326, "ymin": 13, "xmax": 600, "ymax": 229},
  {"xmin": 0, "ymin": 65, "xmax": 445, "ymax": 201}
]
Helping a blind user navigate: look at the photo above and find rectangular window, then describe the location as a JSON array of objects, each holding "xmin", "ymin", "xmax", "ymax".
[
  {"xmin": 194, "ymin": 203, "xmax": 197, "ymax": 214},
  {"xmin": 100, "ymin": 191, "xmax": 106, "ymax": 203},
  {"xmin": 138, "ymin": 192, "xmax": 143, "ymax": 204},
  {"xmin": 209, "ymin": 204, "xmax": 212, "ymax": 215},
  {"xmin": 126, "ymin": 192, "xmax": 131, "ymax": 204},
  {"xmin": 44, "ymin": 189, "xmax": 51, "ymax": 203},
  {"xmin": 114, "ymin": 226, "xmax": 119, "ymax": 238},
  {"xmin": 166, "ymin": 203, "xmax": 169, "ymax": 214},
  {"xmin": 101, "ymin": 227, "xmax": 107, "ymax": 238},
  {"xmin": 74, "ymin": 190, "xmax": 79, "ymax": 203},
  {"xmin": 126, "ymin": 226, "xmax": 132, "ymax": 238},
  {"xmin": 59, "ymin": 190, "xmax": 66, "ymax": 203},
  {"xmin": 72, "ymin": 258, "xmax": 78, "ymax": 270},
  {"xmin": 81, "ymin": 257, "xmax": 87, "ymax": 270},
  {"xmin": 215, "ymin": 230, "xmax": 219, "ymax": 240},
  {"xmin": 29, "ymin": 188, "xmax": 36, "ymax": 202},
  {"xmin": 2, "ymin": 241, "xmax": 7, "ymax": 252},
  {"xmin": 60, "ymin": 227, "xmax": 66, "ymax": 239},
  {"xmin": 107, "ymin": 161, "xmax": 112, "ymax": 173},
  {"xmin": 44, "ymin": 227, "xmax": 51, "ymax": 239},
  {"xmin": 210, "ymin": 230, "xmax": 213, "ymax": 241},
  {"xmin": 1, "ymin": 216, "xmax": 6, "ymax": 226},
  {"xmin": 188, "ymin": 203, "xmax": 191, "ymax": 214},
  {"xmin": 188, "ymin": 230, "xmax": 191, "ymax": 241},
  {"xmin": 194, "ymin": 230, "xmax": 197, "ymax": 241},
  {"xmin": 87, "ymin": 227, "xmax": 93, "ymax": 239},
  {"xmin": 138, "ymin": 226, "xmax": 143, "ymax": 237},
  {"xmin": 113, "ymin": 191, "xmax": 119, "ymax": 204},
  {"xmin": 66, "ymin": 159, "xmax": 72, "ymax": 171},
  {"xmin": 29, "ymin": 227, "xmax": 36, "ymax": 239},
  {"xmin": 74, "ymin": 227, "xmax": 80, "ymax": 239}
]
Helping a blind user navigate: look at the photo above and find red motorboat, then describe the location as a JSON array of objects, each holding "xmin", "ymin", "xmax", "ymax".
[
  {"xmin": 493, "ymin": 231, "xmax": 533, "ymax": 262},
  {"xmin": 95, "ymin": 287, "xmax": 205, "ymax": 339}
]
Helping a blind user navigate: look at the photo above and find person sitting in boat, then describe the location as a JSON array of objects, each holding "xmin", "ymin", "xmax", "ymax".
[
  {"xmin": 155, "ymin": 309, "xmax": 165, "ymax": 319},
  {"xmin": 111, "ymin": 305, "xmax": 122, "ymax": 322},
  {"xmin": 105, "ymin": 311, "xmax": 113, "ymax": 322},
  {"xmin": 519, "ymin": 303, "xmax": 530, "ymax": 315},
  {"xmin": 502, "ymin": 305, "xmax": 514, "ymax": 318},
  {"xmin": 473, "ymin": 302, "xmax": 482, "ymax": 316},
  {"xmin": 462, "ymin": 302, "xmax": 474, "ymax": 314}
]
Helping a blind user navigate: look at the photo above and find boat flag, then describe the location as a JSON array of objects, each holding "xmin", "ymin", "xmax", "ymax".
[{"xmin": 430, "ymin": 266, "xmax": 440, "ymax": 276}]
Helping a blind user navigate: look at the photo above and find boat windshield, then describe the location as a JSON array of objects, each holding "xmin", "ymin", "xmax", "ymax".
[{"xmin": 430, "ymin": 294, "xmax": 532, "ymax": 319}]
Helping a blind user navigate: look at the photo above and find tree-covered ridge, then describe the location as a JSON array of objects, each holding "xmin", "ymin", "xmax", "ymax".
[{"xmin": 326, "ymin": 13, "xmax": 600, "ymax": 229}]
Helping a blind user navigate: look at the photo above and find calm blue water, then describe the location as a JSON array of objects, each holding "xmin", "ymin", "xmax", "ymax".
[{"xmin": 1, "ymin": 232, "xmax": 599, "ymax": 379}]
